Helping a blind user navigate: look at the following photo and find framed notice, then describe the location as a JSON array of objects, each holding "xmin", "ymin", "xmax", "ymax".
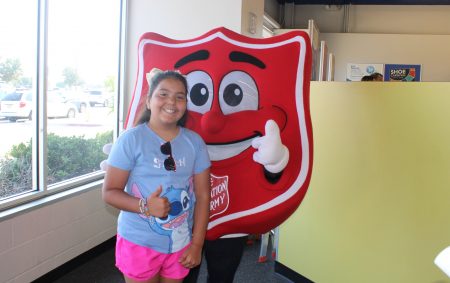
[
  {"xmin": 346, "ymin": 63, "xmax": 384, "ymax": 81},
  {"xmin": 384, "ymin": 64, "xmax": 421, "ymax": 82}
]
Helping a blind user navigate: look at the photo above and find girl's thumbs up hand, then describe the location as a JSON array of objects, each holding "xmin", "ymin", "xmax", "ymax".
[{"xmin": 147, "ymin": 185, "xmax": 170, "ymax": 218}]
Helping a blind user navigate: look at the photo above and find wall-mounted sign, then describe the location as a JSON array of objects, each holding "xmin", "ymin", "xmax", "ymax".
[
  {"xmin": 384, "ymin": 64, "xmax": 421, "ymax": 82},
  {"xmin": 346, "ymin": 63, "xmax": 384, "ymax": 81}
]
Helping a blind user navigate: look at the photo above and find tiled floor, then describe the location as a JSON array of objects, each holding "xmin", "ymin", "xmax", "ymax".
[{"xmin": 46, "ymin": 238, "xmax": 289, "ymax": 283}]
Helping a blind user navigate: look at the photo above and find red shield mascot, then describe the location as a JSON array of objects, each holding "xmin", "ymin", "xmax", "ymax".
[{"xmin": 123, "ymin": 27, "xmax": 313, "ymax": 282}]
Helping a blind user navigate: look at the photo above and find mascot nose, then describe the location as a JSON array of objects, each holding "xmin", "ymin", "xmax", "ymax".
[{"xmin": 201, "ymin": 110, "xmax": 226, "ymax": 134}]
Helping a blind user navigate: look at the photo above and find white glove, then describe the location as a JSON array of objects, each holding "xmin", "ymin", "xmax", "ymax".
[
  {"xmin": 251, "ymin": 120, "xmax": 289, "ymax": 174},
  {"xmin": 99, "ymin": 143, "xmax": 113, "ymax": 171}
]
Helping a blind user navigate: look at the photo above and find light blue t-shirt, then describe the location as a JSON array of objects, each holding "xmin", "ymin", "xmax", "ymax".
[{"xmin": 107, "ymin": 123, "xmax": 211, "ymax": 253}]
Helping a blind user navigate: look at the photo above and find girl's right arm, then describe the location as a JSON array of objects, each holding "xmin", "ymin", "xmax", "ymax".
[
  {"xmin": 102, "ymin": 165, "xmax": 171, "ymax": 217},
  {"xmin": 102, "ymin": 165, "xmax": 140, "ymax": 213}
]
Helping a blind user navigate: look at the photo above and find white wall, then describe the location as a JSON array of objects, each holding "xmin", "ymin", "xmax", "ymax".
[
  {"xmin": 264, "ymin": 3, "xmax": 450, "ymax": 81},
  {"xmin": 0, "ymin": 186, "xmax": 118, "ymax": 283},
  {"xmin": 241, "ymin": 0, "xmax": 265, "ymax": 38}
]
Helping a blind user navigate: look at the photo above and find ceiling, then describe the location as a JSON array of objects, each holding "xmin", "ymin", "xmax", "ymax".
[{"xmin": 276, "ymin": 0, "xmax": 450, "ymax": 4}]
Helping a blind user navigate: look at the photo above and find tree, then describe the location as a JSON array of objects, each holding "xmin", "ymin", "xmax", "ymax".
[
  {"xmin": 104, "ymin": 75, "xmax": 116, "ymax": 92},
  {"xmin": 62, "ymin": 67, "xmax": 82, "ymax": 87},
  {"xmin": 18, "ymin": 77, "xmax": 32, "ymax": 88},
  {"xmin": 0, "ymin": 58, "xmax": 23, "ymax": 84}
]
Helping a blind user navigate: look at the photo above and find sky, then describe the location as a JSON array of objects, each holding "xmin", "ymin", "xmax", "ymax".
[{"xmin": 0, "ymin": 0, "xmax": 120, "ymax": 88}]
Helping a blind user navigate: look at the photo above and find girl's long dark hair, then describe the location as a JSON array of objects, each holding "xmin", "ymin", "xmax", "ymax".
[{"xmin": 137, "ymin": 70, "xmax": 188, "ymax": 126}]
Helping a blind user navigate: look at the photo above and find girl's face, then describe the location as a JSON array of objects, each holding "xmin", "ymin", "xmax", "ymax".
[{"xmin": 147, "ymin": 77, "xmax": 187, "ymax": 128}]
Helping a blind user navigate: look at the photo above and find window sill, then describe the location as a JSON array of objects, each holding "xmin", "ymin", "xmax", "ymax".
[{"xmin": 0, "ymin": 178, "xmax": 104, "ymax": 221}]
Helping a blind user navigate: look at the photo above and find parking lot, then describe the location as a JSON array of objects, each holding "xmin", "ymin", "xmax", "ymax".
[{"xmin": 0, "ymin": 107, "xmax": 114, "ymax": 157}]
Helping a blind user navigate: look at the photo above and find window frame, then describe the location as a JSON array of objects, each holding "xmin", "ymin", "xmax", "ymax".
[{"xmin": 0, "ymin": 0, "xmax": 127, "ymax": 212}]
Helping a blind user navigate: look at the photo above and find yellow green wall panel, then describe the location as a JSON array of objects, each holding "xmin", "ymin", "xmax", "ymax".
[{"xmin": 278, "ymin": 82, "xmax": 450, "ymax": 283}]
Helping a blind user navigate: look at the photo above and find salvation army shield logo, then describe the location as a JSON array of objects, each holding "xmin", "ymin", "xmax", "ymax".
[{"xmin": 209, "ymin": 174, "xmax": 229, "ymax": 218}]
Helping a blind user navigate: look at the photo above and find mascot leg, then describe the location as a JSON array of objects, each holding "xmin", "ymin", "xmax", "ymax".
[
  {"xmin": 204, "ymin": 237, "xmax": 247, "ymax": 283},
  {"xmin": 183, "ymin": 263, "xmax": 201, "ymax": 283},
  {"xmin": 182, "ymin": 236, "xmax": 247, "ymax": 283}
]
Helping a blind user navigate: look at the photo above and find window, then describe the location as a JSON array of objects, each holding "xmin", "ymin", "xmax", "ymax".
[{"xmin": 0, "ymin": 0, "xmax": 123, "ymax": 209}]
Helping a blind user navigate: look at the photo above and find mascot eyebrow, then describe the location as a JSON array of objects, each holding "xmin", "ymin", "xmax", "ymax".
[
  {"xmin": 175, "ymin": 50, "xmax": 209, "ymax": 68},
  {"xmin": 174, "ymin": 49, "xmax": 265, "ymax": 69},
  {"xmin": 229, "ymin": 51, "xmax": 266, "ymax": 69}
]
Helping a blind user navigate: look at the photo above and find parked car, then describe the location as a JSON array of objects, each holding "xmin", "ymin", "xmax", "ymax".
[
  {"xmin": 0, "ymin": 90, "xmax": 78, "ymax": 122},
  {"xmin": 67, "ymin": 96, "xmax": 90, "ymax": 113},
  {"xmin": 0, "ymin": 91, "xmax": 33, "ymax": 122},
  {"xmin": 47, "ymin": 92, "xmax": 78, "ymax": 119},
  {"xmin": 52, "ymin": 90, "xmax": 90, "ymax": 113},
  {"xmin": 85, "ymin": 90, "xmax": 112, "ymax": 107}
]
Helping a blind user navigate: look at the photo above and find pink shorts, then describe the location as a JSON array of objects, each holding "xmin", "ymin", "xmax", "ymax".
[{"xmin": 115, "ymin": 235, "xmax": 190, "ymax": 281}]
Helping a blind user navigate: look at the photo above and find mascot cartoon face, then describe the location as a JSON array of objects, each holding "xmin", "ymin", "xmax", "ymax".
[{"xmin": 126, "ymin": 27, "xmax": 313, "ymax": 240}]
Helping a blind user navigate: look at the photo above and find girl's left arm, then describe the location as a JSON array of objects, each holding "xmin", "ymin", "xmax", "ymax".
[
  {"xmin": 179, "ymin": 167, "xmax": 211, "ymax": 268},
  {"xmin": 191, "ymin": 167, "xmax": 211, "ymax": 248}
]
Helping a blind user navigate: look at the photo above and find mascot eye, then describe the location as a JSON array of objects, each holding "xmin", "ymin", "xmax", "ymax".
[
  {"xmin": 219, "ymin": 71, "xmax": 258, "ymax": 115},
  {"xmin": 186, "ymin": 70, "xmax": 213, "ymax": 114},
  {"xmin": 223, "ymin": 83, "xmax": 242, "ymax": 106}
]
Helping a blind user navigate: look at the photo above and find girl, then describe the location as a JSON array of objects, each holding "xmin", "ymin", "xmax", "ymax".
[{"xmin": 102, "ymin": 70, "xmax": 211, "ymax": 283}]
